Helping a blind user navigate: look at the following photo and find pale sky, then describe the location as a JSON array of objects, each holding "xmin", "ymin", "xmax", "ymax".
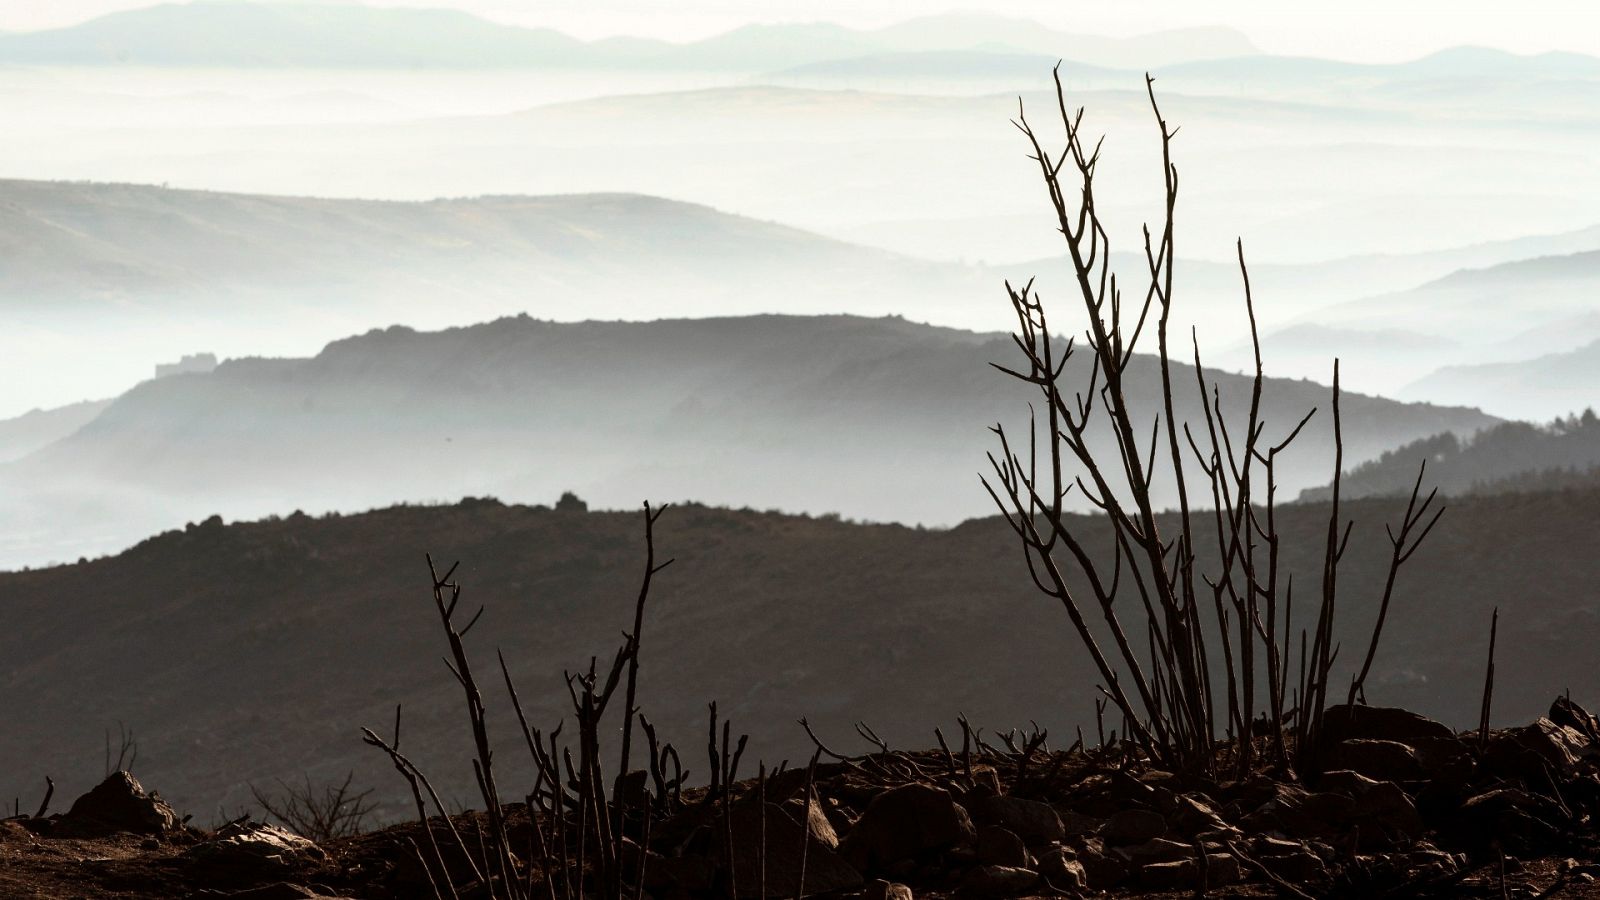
[{"xmin": 3, "ymin": 0, "xmax": 1600, "ymax": 64}]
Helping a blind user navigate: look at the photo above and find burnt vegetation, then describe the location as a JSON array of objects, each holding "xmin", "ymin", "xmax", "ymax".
[{"xmin": 6, "ymin": 70, "xmax": 1600, "ymax": 900}]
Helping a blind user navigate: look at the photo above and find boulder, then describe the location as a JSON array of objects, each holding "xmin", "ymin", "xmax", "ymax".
[
  {"xmin": 1489, "ymin": 718, "xmax": 1590, "ymax": 777},
  {"xmin": 1100, "ymin": 808, "xmax": 1166, "ymax": 845},
  {"xmin": 723, "ymin": 802, "xmax": 862, "ymax": 898},
  {"xmin": 863, "ymin": 880, "xmax": 914, "ymax": 900},
  {"xmin": 1138, "ymin": 853, "xmax": 1241, "ymax": 890},
  {"xmin": 1550, "ymin": 696, "xmax": 1600, "ymax": 744},
  {"xmin": 1324, "ymin": 739, "xmax": 1426, "ymax": 782},
  {"xmin": 1454, "ymin": 788, "xmax": 1569, "ymax": 853},
  {"xmin": 1251, "ymin": 837, "xmax": 1327, "ymax": 882},
  {"xmin": 1318, "ymin": 770, "xmax": 1423, "ymax": 842},
  {"xmin": 1241, "ymin": 784, "xmax": 1354, "ymax": 840},
  {"xmin": 1035, "ymin": 846, "xmax": 1086, "ymax": 889},
  {"xmin": 1319, "ymin": 705, "xmax": 1457, "ymax": 746},
  {"xmin": 969, "ymin": 794, "xmax": 1064, "ymax": 845},
  {"xmin": 777, "ymin": 797, "xmax": 841, "ymax": 849},
  {"xmin": 975, "ymin": 826, "xmax": 1029, "ymax": 868},
  {"xmin": 1169, "ymin": 793, "xmax": 1231, "ymax": 837},
  {"xmin": 1115, "ymin": 837, "xmax": 1202, "ymax": 866},
  {"xmin": 954, "ymin": 865, "xmax": 1038, "ymax": 900},
  {"xmin": 838, "ymin": 783, "xmax": 974, "ymax": 872},
  {"xmin": 1073, "ymin": 837, "xmax": 1128, "ymax": 889},
  {"xmin": 184, "ymin": 821, "xmax": 328, "ymax": 880},
  {"xmin": 57, "ymin": 771, "xmax": 180, "ymax": 836}
]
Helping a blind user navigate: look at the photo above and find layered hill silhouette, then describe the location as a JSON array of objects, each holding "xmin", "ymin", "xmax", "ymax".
[
  {"xmin": 1405, "ymin": 337, "xmax": 1600, "ymax": 422},
  {"xmin": 1, "ymin": 487, "xmax": 1595, "ymax": 822},
  {"xmin": 1301, "ymin": 409, "xmax": 1600, "ymax": 501},
  {"xmin": 0, "ymin": 314, "xmax": 1496, "ymax": 567},
  {"xmin": 0, "ymin": 179, "xmax": 981, "ymax": 320},
  {"xmin": 0, "ymin": 398, "xmax": 109, "ymax": 463},
  {"xmin": 0, "ymin": 5, "xmax": 1253, "ymax": 70}
]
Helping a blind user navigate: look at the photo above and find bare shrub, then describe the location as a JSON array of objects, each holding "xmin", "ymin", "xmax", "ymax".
[
  {"xmin": 983, "ymin": 67, "xmax": 1441, "ymax": 775},
  {"xmin": 249, "ymin": 771, "xmax": 376, "ymax": 841}
]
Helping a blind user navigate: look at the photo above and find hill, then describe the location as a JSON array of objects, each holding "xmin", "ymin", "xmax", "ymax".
[
  {"xmin": 0, "ymin": 398, "xmax": 109, "ymax": 463},
  {"xmin": 0, "ymin": 5, "xmax": 1253, "ymax": 70},
  {"xmin": 1403, "ymin": 338, "xmax": 1600, "ymax": 422},
  {"xmin": 0, "ymin": 178, "xmax": 997, "ymax": 412},
  {"xmin": 0, "ymin": 179, "xmax": 978, "ymax": 316},
  {"xmin": 0, "ymin": 313, "xmax": 1497, "ymax": 568},
  {"xmin": 1300, "ymin": 410, "xmax": 1600, "ymax": 501},
  {"xmin": 1, "ymin": 487, "xmax": 1596, "ymax": 821}
]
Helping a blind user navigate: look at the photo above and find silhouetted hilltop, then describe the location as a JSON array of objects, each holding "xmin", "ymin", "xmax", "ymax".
[
  {"xmin": 1302, "ymin": 409, "xmax": 1600, "ymax": 501},
  {"xmin": 0, "ymin": 314, "xmax": 1496, "ymax": 566},
  {"xmin": 1, "ymin": 486, "xmax": 1595, "ymax": 822}
]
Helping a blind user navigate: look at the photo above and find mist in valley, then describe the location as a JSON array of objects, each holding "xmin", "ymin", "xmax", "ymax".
[{"xmin": 7, "ymin": 2, "xmax": 1600, "ymax": 873}]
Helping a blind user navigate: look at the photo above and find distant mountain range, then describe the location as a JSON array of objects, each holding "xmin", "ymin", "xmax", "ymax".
[
  {"xmin": 0, "ymin": 178, "xmax": 1003, "ymax": 412},
  {"xmin": 1278, "ymin": 246, "xmax": 1600, "ymax": 412},
  {"xmin": 1404, "ymin": 338, "xmax": 1600, "ymax": 422},
  {"xmin": 0, "ymin": 312, "xmax": 1496, "ymax": 568},
  {"xmin": 0, "ymin": 178, "xmax": 982, "ymax": 318},
  {"xmin": 0, "ymin": 4, "xmax": 1254, "ymax": 70}
]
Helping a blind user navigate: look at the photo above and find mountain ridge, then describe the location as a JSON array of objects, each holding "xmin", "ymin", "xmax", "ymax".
[
  {"xmin": 0, "ymin": 4, "xmax": 1256, "ymax": 70},
  {"xmin": 0, "ymin": 312, "xmax": 1498, "ymax": 569}
]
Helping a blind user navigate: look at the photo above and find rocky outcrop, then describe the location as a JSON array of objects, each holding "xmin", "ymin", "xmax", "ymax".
[{"xmin": 55, "ymin": 771, "xmax": 180, "ymax": 837}]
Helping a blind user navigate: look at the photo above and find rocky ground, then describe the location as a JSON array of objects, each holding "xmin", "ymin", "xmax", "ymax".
[{"xmin": 7, "ymin": 700, "xmax": 1600, "ymax": 899}]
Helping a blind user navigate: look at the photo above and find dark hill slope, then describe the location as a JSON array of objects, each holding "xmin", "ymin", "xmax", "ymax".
[
  {"xmin": 1302, "ymin": 411, "xmax": 1600, "ymax": 501},
  {"xmin": 2, "ymin": 490, "xmax": 1596, "ymax": 820},
  {"xmin": 0, "ymin": 314, "xmax": 1496, "ymax": 565}
]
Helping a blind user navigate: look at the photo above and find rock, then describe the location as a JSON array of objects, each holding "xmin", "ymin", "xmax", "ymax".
[
  {"xmin": 970, "ymin": 794, "xmax": 1064, "ymax": 845},
  {"xmin": 1169, "ymin": 793, "xmax": 1230, "ymax": 836},
  {"xmin": 614, "ymin": 770, "xmax": 649, "ymax": 808},
  {"xmin": 1409, "ymin": 736, "xmax": 1477, "ymax": 787},
  {"xmin": 1491, "ymin": 717, "xmax": 1590, "ymax": 777},
  {"xmin": 1454, "ymin": 788, "xmax": 1569, "ymax": 852},
  {"xmin": 967, "ymin": 767, "xmax": 1003, "ymax": 797},
  {"xmin": 1073, "ymin": 837, "xmax": 1127, "ymax": 889},
  {"xmin": 57, "ymin": 771, "xmax": 180, "ymax": 836},
  {"xmin": 1241, "ymin": 784, "xmax": 1354, "ymax": 840},
  {"xmin": 1100, "ymin": 808, "xmax": 1166, "ymax": 845},
  {"xmin": 1251, "ymin": 837, "xmax": 1327, "ymax": 882},
  {"xmin": 777, "ymin": 797, "xmax": 841, "ymax": 850},
  {"xmin": 838, "ymin": 783, "xmax": 974, "ymax": 872},
  {"xmin": 223, "ymin": 885, "xmax": 334, "ymax": 900},
  {"xmin": 863, "ymin": 879, "xmax": 914, "ymax": 900},
  {"xmin": 1115, "ymin": 837, "xmax": 1198, "ymax": 866},
  {"xmin": 1550, "ymin": 696, "xmax": 1600, "ymax": 743},
  {"xmin": 1325, "ymin": 739, "xmax": 1426, "ymax": 782},
  {"xmin": 185, "ymin": 821, "xmax": 328, "ymax": 880},
  {"xmin": 1036, "ymin": 846, "xmax": 1088, "ymax": 891},
  {"xmin": 1139, "ymin": 853, "xmax": 1241, "ymax": 890},
  {"xmin": 1058, "ymin": 810, "xmax": 1104, "ymax": 837},
  {"xmin": 1318, "ymin": 770, "xmax": 1423, "ymax": 839},
  {"xmin": 1320, "ymin": 705, "xmax": 1457, "ymax": 746},
  {"xmin": 723, "ymin": 802, "xmax": 862, "ymax": 898},
  {"xmin": 954, "ymin": 865, "xmax": 1038, "ymax": 900},
  {"xmin": 975, "ymin": 826, "xmax": 1029, "ymax": 868},
  {"xmin": 1402, "ymin": 842, "xmax": 1462, "ymax": 879}
]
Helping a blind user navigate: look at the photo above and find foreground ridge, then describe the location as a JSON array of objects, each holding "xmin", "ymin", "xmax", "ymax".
[{"xmin": 5, "ymin": 698, "xmax": 1600, "ymax": 898}]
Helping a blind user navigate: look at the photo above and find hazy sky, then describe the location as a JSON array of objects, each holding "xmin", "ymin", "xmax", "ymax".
[{"xmin": 4, "ymin": 0, "xmax": 1600, "ymax": 63}]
